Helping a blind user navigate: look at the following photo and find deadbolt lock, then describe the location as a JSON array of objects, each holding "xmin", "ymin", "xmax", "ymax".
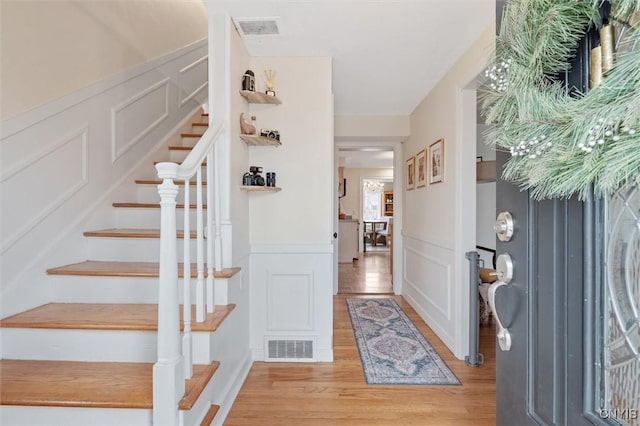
[{"xmin": 494, "ymin": 211, "xmax": 514, "ymax": 242}]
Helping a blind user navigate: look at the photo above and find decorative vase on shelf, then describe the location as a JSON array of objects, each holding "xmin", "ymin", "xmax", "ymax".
[
  {"xmin": 242, "ymin": 70, "xmax": 255, "ymax": 91},
  {"xmin": 265, "ymin": 69, "xmax": 276, "ymax": 96},
  {"xmin": 239, "ymin": 113, "xmax": 256, "ymax": 135}
]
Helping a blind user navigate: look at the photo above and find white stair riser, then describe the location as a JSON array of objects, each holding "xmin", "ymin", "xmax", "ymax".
[
  {"xmin": 85, "ymin": 237, "xmax": 199, "ymax": 262},
  {"xmin": 49, "ymin": 276, "xmax": 225, "ymax": 305},
  {"xmin": 169, "ymin": 150, "xmax": 190, "ymax": 163},
  {"xmin": 114, "ymin": 208, "xmax": 207, "ymax": 229},
  {"xmin": 50, "ymin": 275, "xmax": 160, "ymax": 303},
  {"xmin": 136, "ymin": 183, "xmax": 208, "ymax": 204},
  {"xmin": 191, "ymin": 124, "xmax": 207, "ymax": 133},
  {"xmin": 0, "ymin": 406, "xmax": 151, "ymax": 426},
  {"xmin": 2, "ymin": 328, "xmax": 213, "ymax": 363}
]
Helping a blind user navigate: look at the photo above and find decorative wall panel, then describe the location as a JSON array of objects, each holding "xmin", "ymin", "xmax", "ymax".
[{"xmin": 110, "ymin": 78, "xmax": 169, "ymax": 162}]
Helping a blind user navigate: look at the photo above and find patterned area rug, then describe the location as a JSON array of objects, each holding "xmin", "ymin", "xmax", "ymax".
[{"xmin": 346, "ymin": 298, "xmax": 460, "ymax": 385}]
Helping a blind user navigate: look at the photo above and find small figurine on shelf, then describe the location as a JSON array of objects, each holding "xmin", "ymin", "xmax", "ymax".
[
  {"xmin": 264, "ymin": 69, "xmax": 276, "ymax": 96},
  {"xmin": 242, "ymin": 70, "xmax": 255, "ymax": 91},
  {"xmin": 240, "ymin": 113, "xmax": 256, "ymax": 135}
]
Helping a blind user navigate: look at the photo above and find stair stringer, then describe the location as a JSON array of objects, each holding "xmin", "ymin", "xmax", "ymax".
[{"xmin": 187, "ymin": 257, "xmax": 251, "ymax": 425}]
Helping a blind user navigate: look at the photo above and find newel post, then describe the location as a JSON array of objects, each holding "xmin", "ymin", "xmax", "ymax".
[{"xmin": 153, "ymin": 162, "xmax": 185, "ymax": 425}]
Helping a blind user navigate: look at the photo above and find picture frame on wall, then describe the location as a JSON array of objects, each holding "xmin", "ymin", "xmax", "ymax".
[
  {"xmin": 338, "ymin": 178, "xmax": 346, "ymax": 198},
  {"xmin": 406, "ymin": 156, "xmax": 415, "ymax": 190},
  {"xmin": 429, "ymin": 138, "xmax": 444, "ymax": 184},
  {"xmin": 416, "ymin": 149, "xmax": 427, "ymax": 188}
]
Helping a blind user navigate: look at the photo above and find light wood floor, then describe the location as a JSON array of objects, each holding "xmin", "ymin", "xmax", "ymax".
[
  {"xmin": 225, "ymin": 254, "xmax": 496, "ymax": 425},
  {"xmin": 338, "ymin": 251, "xmax": 393, "ymax": 294}
]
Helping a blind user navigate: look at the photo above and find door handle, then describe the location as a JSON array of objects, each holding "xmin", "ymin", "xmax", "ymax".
[
  {"xmin": 487, "ymin": 253, "xmax": 514, "ymax": 351},
  {"xmin": 488, "ymin": 280, "xmax": 512, "ymax": 351}
]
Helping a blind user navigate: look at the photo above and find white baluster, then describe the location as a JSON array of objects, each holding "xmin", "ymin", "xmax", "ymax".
[
  {"xmin": 213, "ymin": 143, "xmax": 223, "ymax": 273},
  {"xmin": 206, "ymin": 152, "xmax": 215, "ymax": 313},
  {"xmin": 196, "ymin": 167, "xmax": 205, "ymax": 322},
  {"xmin": 153, "ymin": 162, "xmax": 184, "ymax": 425},
  {"xmin": 182, "ymin": 178, "xmax": 193, "ymax": 378}
]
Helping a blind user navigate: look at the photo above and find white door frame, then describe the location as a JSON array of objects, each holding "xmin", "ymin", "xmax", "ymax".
[
  {"xmin": 455, "ymin": 75, "xmax": 484, "ymax": 358},
  {"xmin": 335, "ymin": 140, "xmax": 404, "ymax": 295}
]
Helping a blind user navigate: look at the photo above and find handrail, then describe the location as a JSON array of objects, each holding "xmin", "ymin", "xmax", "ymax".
[{"xmin": 153, "ymin": 116, "xmax": 225, "ymax": 424}]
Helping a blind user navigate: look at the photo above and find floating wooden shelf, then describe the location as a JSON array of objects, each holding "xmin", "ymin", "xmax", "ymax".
[
  {"xmin": 239, "ymin": 134, "xmax": 282, "ymax": 146},
  {"xmin": 239, "ymin": 90, "xmax": 282, "ymax": 105},
  {"xmin": 240, "ymin": 186, "xmax": 281, "ymax": 192}
]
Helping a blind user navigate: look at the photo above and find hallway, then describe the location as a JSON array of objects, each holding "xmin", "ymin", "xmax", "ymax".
[
  {"xmin": 225, "ymin": 252, "xmax": 497, "ymax": 425},
  {"xmin": 338, "ymin": 251, "xmax": 393, "ymax": 294}
]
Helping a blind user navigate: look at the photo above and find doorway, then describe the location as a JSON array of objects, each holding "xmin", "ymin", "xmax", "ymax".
[
  {"xmin": 336, "ymin": 147, "xmax": 396, "ymax": 295},
  {"xmin": 460, "ymin": 76, "xmax": 497, "ymax": 370}
]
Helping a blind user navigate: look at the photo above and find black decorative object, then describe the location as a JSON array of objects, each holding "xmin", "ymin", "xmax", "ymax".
[
  {"xmin": 266, "ymin": 172, "xmax": 276, "ymax": 187},
  {"xmin": 242, "ymin": 70, "xmax": 255, "ymax": 92},
  {"xmin": 242, "ymin": 166, "xmax": 265, "ymax": 186}
]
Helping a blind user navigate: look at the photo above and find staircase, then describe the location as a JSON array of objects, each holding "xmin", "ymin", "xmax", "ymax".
[{"xmin": 0, "ymin": 112, "xmax": 242, "ymax": 425}]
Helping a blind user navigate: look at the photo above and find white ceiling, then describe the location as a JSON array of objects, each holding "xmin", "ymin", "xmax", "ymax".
[{"xmin": 208, "ymin": 0, "xmax": 494, "ymax": 168}]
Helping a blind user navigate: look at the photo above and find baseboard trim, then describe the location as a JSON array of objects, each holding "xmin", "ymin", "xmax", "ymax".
[{"xmin": 212, "ymin": 351, "xmax": 253, "ymax": 426}]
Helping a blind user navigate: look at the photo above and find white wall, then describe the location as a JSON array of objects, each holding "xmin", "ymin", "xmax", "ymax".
[
  {"xmin": 334, "ymin": 115, "xmax": 410, "ymax": 142},
  {"xmin": 402, "ymin": 25, "xmax": 495, "ymax": 359},
  {"xmin": 244, "ymin": 56, "xmax": 334, "ymax": 362},
  {"xmin": 229, "ymin": 21, "xmax": 251, "ymax": 262},
  {"xmin": 0, "ymin": 0, "xmax": 208, "ymax": 119}
]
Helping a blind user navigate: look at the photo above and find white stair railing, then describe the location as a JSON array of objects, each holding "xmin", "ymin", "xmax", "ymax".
[{"xmin": 153, "ymin": 119, "xmax": 225, "ymax": 424}]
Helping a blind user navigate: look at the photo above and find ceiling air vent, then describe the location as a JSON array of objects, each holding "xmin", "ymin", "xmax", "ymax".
[{"xmin": 234, "ymin": 17, "xmax": 281, "ymax": 36}]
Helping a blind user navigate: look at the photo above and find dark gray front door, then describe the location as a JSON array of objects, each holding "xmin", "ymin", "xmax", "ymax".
[{"xmin": 492, "ymin": 2, "xmax": 600, "ymax": 425}]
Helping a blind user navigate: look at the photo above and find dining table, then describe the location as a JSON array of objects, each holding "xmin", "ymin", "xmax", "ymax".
[{"xmin": 362, "ymin": 220, "xmax": 387, "ymax": 252}]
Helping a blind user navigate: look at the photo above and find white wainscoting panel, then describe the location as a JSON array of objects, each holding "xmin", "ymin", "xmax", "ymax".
[
  {"xmin": 267, "ymin": 272, "xmax": 314, "ymax": 331},
  {"xmin": 401, "ymin": 233, "xmax": 457, "ymax": 355},
  {"xmin": 1, "ymin": 126, "xmax": 88, "ymax": 252},
  {"xmin": 111, "ymin": 78, "xmax": 169, "ymax": 162},
  {"xmin": 178, "ymin": 56, "xmax": 208, "ymax": 108},
  {"xmin": 250, "ymin": 244, "xmax": 333, "ymax": 362}
]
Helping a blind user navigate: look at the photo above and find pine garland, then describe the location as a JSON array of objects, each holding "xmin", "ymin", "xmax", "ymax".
[{"xmin": 481, "ymin": 0, "xmax": 640, "ymax": 200}]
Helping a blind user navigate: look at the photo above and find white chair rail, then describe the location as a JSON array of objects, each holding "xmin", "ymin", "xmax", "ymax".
[{"xmin": 153, "ymin": 119, "xmax": 224, "ymax": 424}]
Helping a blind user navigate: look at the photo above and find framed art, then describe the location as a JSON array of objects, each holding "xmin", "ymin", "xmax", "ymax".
[
  {"xmin": 429, "ymin": 138, "xmax": 444, "ymax": 184},
  {"xmin": 416, "ymin": 149, "xmax": 427, "ymax": 188},
  {"xmin": 338, "ymin": 178, "xmax": 346, "ymax": 198},
  {"xmin": 406, "ymin": 156, "xmax": 415, "ymax": 190}
]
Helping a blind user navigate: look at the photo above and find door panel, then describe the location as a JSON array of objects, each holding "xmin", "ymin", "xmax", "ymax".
[{"xmin": 493, "ymin": 1, "xmax": 597, "ymax": 425}]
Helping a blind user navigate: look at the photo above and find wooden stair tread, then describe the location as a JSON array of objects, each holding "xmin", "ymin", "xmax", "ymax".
[
  {"xmin": 83, "ymin": 228, "xmax": 197, "ymax": 239},
  {"xmin": 181, "ymin": 133, "xmax": 203, "ymax": 138},
  {"xmin": 0, "ymin": 359, "xmax": 218, "ymax": 409},
  {"xmin": 0, "ymin": 303, "xmax": 236, "ymax": 332},
  {"xmin": 192, "ymin": 122, "xmax": 208, "ymax": 127},
  {"xmin": 169, "ymin": 145, "xmax": 194, "ymax": 151},
  {"xmin": 46, "ymin": 261, "xmax": 241, "ymax": 279},
  {"xmin": 112, "ymin": 202, "xmax": 207, "ymax": 209},
  {"xmin": 201, "ymin": 404, "xmax": 220, "ymax": 425},
  {"xmin": 135, "ymin": 179, "xmax": 208, "ymax": 185}
]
